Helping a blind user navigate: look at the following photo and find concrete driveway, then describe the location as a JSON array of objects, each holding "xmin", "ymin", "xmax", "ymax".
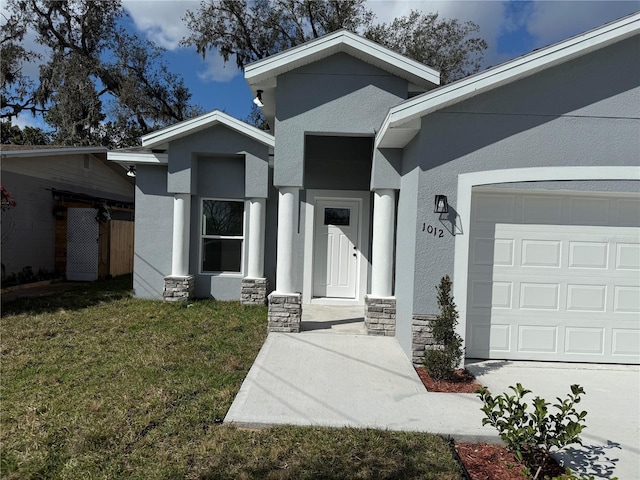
[
  {"xmin": 466, "ymin": 360, "xmax": 639, "ymax": 480},
  {"xmin": 225, "ymin": 330, "xmax": 638, "ymax": 479}
]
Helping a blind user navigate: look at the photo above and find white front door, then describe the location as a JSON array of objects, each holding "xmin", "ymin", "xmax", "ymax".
[{"xmin": 313, "ymin": 199, "xmax": 359, "ymax": 298}]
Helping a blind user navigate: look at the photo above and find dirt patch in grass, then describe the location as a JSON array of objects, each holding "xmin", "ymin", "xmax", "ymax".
[{"xmin": 415, "ymin": 367, "xmax": 483, "ymax": 393}]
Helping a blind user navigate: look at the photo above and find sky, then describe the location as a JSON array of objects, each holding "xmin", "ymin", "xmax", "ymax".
[{"xmin": 9, "ymin": 0, "xmax": 640, "ymax": 130}]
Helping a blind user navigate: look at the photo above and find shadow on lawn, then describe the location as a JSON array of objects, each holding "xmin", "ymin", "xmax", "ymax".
[{"xmin": 1, "ymin": 275, "xmax": 133, "ymax": 316}]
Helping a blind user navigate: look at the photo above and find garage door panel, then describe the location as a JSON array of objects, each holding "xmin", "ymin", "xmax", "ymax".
[
  {"xmin": 616, "ymin": 243, "xmax": 640, "ymax": 270},
  {"xmin": 468, "ymin": 191, "xmax": 640, "ymax": 364},
  {"xmin": 521, "ymin": 240, "xmax": 562, "ymax": 267},
  {"xmin": 614, "ymin": 286, "xmax": 640, "ymax": 313},
  {"xmin": 569, "ymin": 242, "xmax": 609, "ymax": 269},
  {"xmin": 518, "ymin": 325, "xmax": 558, "ymax": 353},
  {"xmin": 612, "ymin": 329, "xmax": 640, "ymax": 356}
]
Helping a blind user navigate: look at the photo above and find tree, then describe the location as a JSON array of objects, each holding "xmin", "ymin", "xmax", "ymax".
[
  {"xmin": 183, "ymin": 0, "xmax": 374, "ymax": 69},
  {"xmin": 1, "ymin": 0, "xmax": 201, "ymax": 148},
  {"xmin": 422, "ymin": 275, "xmax": 463, "ymax": 381},
  {"xmin": 365, "ymin": 11, "xmax": 488, "ymax": 84},
  {"xmin": 183, "ymin": 1, "xmax": 487, "ymax": 85},
  {"xmin": 1, "ymin": 120, "xmax": 51, "ymax": 145}
]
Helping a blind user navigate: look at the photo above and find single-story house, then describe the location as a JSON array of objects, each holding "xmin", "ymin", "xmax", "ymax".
[
  {"xmin": 1, "ymin": 145, "xmax": 135, "ymax": 281},
  {"xmin": 109, "ymin": 13, "xmax": 639, "ymax": 366}
]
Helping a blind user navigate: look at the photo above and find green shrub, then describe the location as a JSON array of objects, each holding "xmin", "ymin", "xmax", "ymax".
[
  {"xmin": 422, "ymin": 275, "xmax": 463, "ymax": 380},
  {"xmin": 477, "ymin": 383, "xmax": 588, "ymax": 478}
]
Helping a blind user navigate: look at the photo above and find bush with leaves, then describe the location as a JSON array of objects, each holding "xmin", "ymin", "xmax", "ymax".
[
  {"xmin": 422, "ymin": 275, "xmax": 463, "ymax": 380},
  {"xmin": 477, "ymin": 383, "xmax": 588, "ymax": 479}
]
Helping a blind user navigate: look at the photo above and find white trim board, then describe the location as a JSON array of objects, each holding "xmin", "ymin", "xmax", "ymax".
[{"xmin": 453, "ymin": 166, "xmax": 640, "ymax": 346}]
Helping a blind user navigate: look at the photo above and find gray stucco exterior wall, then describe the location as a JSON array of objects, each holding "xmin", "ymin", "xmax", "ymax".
[
  {"xmin": 133, "ymin": 165, "xmax": 173, "ymax": 299},
  {"xmin": 397, "ymin": 36, "xmax": 639, "ymax": 337},
  {"xmin": 274, "ymin": 52, "xmax": 409, "ymax": 187}
]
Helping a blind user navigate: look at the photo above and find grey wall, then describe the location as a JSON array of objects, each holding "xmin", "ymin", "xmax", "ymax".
[
  {"xmin": 274, "ymin": 52, "xmax": 408, "ymax": 187},
  {"xmin": 167, "ymin": 124, "xmax": 270, "ymax": 197},
  {"xmin": 391, "ymin": 36, "xmax": 640, "ymax": 357},
  {"xmin": 133, "ymin": 165, "xmax": 173, "ymax": 299}
]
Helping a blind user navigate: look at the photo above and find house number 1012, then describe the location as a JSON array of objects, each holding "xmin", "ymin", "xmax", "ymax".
[{"xmin": 423, "ymin": 223, "xmax": 444, "ymax": 238}]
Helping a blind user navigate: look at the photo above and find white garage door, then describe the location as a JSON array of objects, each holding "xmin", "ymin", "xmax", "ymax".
[{"xmin": 466, "ymin": 190, "xmax": 640, "ymax": 364}]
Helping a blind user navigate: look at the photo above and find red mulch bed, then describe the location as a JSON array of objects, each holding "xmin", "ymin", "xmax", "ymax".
[
  {"xmin": 415, "ymin": 366, "xmax": 483, "ymax": 393},
  {"xmin": 415, "ymin": 367, "xmax": 566, "ymax": 479},
  {"xmin": 455, "ymin": 442, "xmax": 530, "ymax": 480}
]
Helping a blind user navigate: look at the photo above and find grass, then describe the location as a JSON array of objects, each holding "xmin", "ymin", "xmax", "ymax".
[{"xmin": 1, "ymin": 276, "xmax": 463, "ymax": 479}]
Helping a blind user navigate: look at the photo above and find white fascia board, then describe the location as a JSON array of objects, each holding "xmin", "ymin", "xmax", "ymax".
[
  {"xmin": 107, "ymin": 151, "xmax": 168, "ymax": 165},
  {"xmin": 1, "ymin": 146, "xmax": 107, "ymax": 158},
  {"xmin": 245, "ymin": 30, "xmax": 440, "ymax": 88},
  {"xmin": 376, "ymin": 12, "xmax": 640, "ymax": 149},
  {"xmin": 141, "ymin": 110, "xmax": 275, "ymax": 148}
]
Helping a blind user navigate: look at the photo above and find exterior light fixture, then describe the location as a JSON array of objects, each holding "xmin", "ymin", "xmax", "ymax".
[
  {"xmin": 127, "ymin": 166, "xmax": 136, "ymax": 177},
  {"xmin": 434, "ymin": 195, "xmax": 448, "ymax": 214},
  {"xmin": 253, "ymin": 90, "xmax": 264, "ymax": 107}
]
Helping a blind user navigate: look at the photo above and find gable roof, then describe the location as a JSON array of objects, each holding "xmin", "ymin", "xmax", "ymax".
[
  {"xmin": 141, "ymin": 109, "xmax": 275, "ymax": 149},
  {"xmin": 245, "ymin": 29, "xmax": 441, "ymax": 131},
  {"xmin": 376, "ymin": 12, "xmax": 640, "ymax": 149},
  {"xmin": 245, "ymin": 29, "xmax": 440, "ymax": 88}
]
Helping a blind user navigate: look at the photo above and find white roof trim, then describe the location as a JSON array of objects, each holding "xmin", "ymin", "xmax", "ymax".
[
  {"xmin": 1, "ymin": 146, "xmax": 107, "ymax": 158},
  {"xmin": 245, "ymin": 29, "xmax": 440, "ymax": 87},
  {"xmin": 376, "ymin": 12, "xmax": 640, "ymax": 149},
  {"xmin": 141, "ymin": 110, "xmax": 275, "ymax": 149},
  {"xmin": 107, "ymin": 151, "xmax": 168, "ymax": 165}
]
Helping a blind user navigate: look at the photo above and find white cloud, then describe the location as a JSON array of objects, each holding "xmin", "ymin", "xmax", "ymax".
[
  {"xmin": 122, "ymin": 0, "xmax": 198, "ymax": 50},
  {"xmin": 197, "ymin": 51, "xmax": 240, "ymax": 83}
]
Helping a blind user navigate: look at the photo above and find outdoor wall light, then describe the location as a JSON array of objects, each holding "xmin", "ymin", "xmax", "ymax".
[
  {"xmin": 253, "ymin": 90, "xmax": 264, "ymax": 107},
  {"xmin": 127, "ymin": 166, "xmax": 136, "ymax": 177},
  {"xmin": 434, "ymin": 195, "xmax": 449, "ymax": 214}
]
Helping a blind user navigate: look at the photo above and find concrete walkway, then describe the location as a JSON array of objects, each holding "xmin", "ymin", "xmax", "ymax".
[
  {"xmin": 226, "ymin": 330, "xmax": 639, "ymax": 479},
  {"xmin": 225, "ymin": 332, "xmax": 496, "ymax": 441}
]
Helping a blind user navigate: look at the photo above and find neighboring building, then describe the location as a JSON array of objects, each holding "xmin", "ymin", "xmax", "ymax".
[
  {"xmin": 1, "ymin": 145, "xmax": 135, "ymax": 281},
  {"xmin": 110, "ymin": 14, "xmax": 640, "ymax": 365}
]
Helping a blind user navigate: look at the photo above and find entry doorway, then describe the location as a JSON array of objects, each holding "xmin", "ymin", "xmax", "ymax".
[
  {"xmin": 313, "ymin": 199, "xmax": 360, "ymax": 298},
  {"xmin": 303, "ymin": 190, "xmax": 370, "ymax": 305}
]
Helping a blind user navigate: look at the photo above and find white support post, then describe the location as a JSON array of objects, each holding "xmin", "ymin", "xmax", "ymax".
[
  {"xmin": 171, "ymin": 193, "xmax": 191, "ymax": 277},
  {"xmin": 371, "ymin": 189, "xmax": 396, "ymax": 297},
  {"xmin": 275, "ymin": 187, "xmax": 298, "ymax": 294},
  {"xmin": 247, "ymin": 198, "xmax": 266, "ymax": 278}
]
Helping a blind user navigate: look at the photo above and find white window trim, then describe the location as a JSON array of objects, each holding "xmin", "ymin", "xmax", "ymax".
[{"xmin": 199, "ymin": 197, "xmax": 246, "ymax": 275}]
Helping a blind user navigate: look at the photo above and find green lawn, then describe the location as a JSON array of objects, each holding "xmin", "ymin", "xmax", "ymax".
[{"xmin": 1, "ymin": 277, "xmax": 463, "ymax": 479}]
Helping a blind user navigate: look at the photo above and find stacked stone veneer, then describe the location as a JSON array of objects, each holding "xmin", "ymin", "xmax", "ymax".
[
  {"xmin": 411, "ymin": 314, "xmax": 438, "ymax": 365},
  {"xmin": 364, "ymin": 295, "xmax": 396, "ymax": 336},
  {"xmin": 241, "ymin": 277, "xmax": 268, "ymax": 305},
  {"xmin": 163, "ymin": 275, "xmax": 195, "ymax": 302},
  {"xmin": 267, "ymin": 293, "xmax": 302, "ymax": 332}
]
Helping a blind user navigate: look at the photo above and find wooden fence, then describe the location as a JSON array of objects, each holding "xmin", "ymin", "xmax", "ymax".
[{"xmin": 109, "ymin": 220, "xmax": 134, "ymax": 276}]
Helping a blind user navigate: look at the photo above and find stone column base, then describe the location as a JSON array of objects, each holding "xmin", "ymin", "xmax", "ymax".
[
  {"xmin": 412, "ymin": 314, "xmax": 437, "ymax": 366},
  {"xmin": 267, "ymin": 293, "xmax": 302, "ymax": 332},
  {"xmin": 163, "ymin": 275, "xmax": 195, "ymax": 302},
  {"xmin": 241, "ymin": 277, "xmax": 268, "ymax": 305},
  {"xmin": 364, "ymin": 295, "xmax": 396, "ymax": 336}
]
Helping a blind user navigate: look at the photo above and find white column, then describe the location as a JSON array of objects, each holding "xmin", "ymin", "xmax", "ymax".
[
  {"xmin": 246, "ymin": 198, "xmax": 266, "ymax": 278},
  {"xmin": 275, "ymin": 187, "xmax": 298, "ymax": 294},
  {"xmin": 371, "ymin": 189, "xmax": 396, "ymax": 297},
  {"xmin": 171, "ymin": 193, "xmax": 191, "ymax": 277}
]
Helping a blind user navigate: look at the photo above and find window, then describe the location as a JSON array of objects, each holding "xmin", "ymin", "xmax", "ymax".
[{"xmin": 201, "ymin": 199, "xmax": 244, "ymax": 273}]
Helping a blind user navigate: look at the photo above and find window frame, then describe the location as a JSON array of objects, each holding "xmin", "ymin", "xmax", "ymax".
[{"xmin": 199, "ymin": 198, "xmax": 245, "ymax": 275}]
